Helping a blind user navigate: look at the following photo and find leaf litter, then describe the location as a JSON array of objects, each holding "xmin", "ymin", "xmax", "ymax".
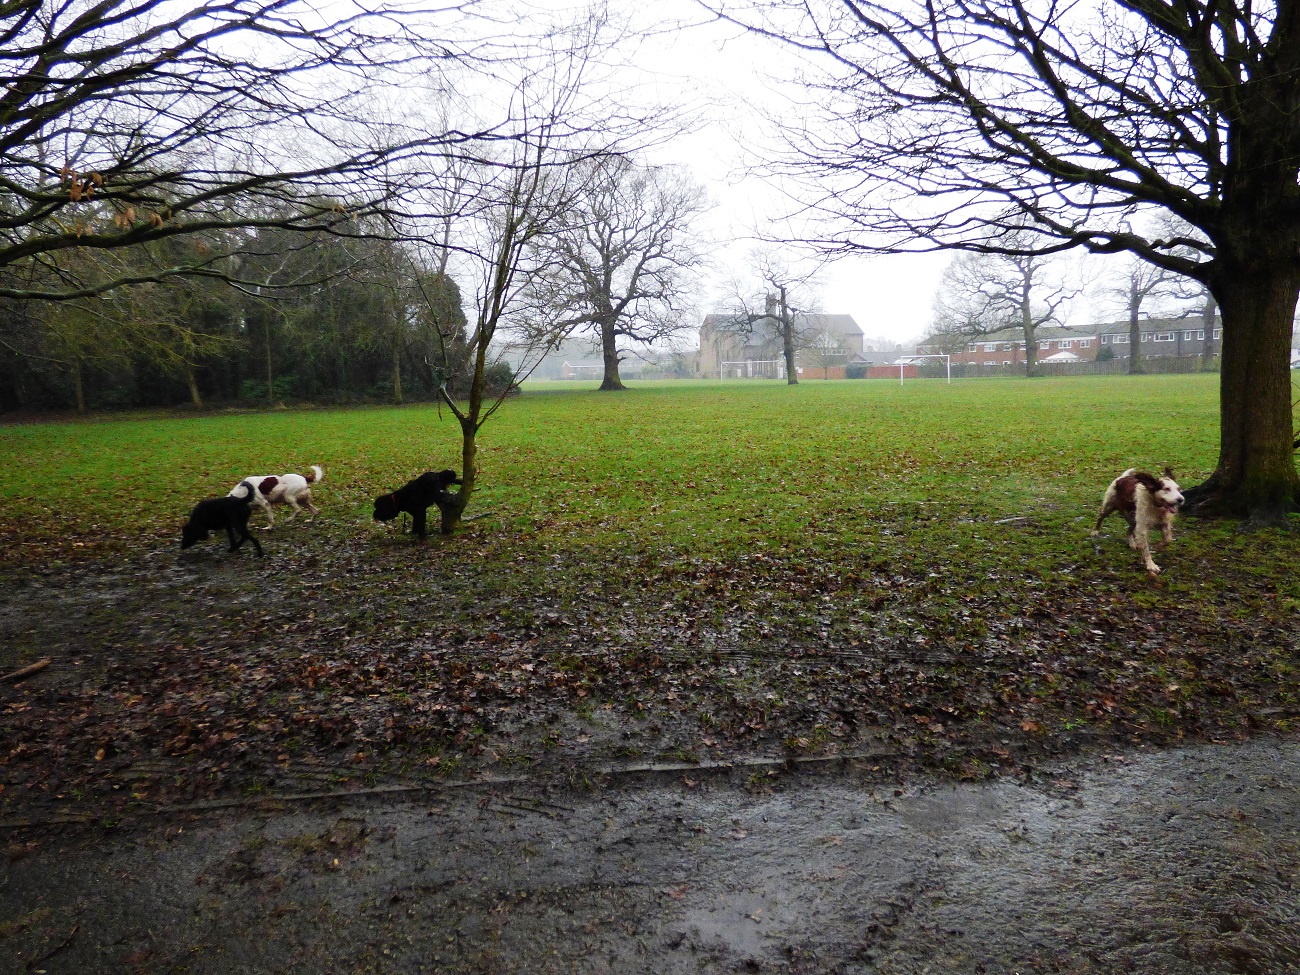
[{"xmin": 3, "ymin": 511, "xmax": 1298, "ymax": 826}]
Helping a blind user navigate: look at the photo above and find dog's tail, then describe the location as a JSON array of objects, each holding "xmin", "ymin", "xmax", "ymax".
[
  {"xmin": 233, "ymin": 479, "xmax": 258, "ymax": 502},
  {"xmin": 306, "ymin": 465, "xmax": 324, "ymax": 484}
]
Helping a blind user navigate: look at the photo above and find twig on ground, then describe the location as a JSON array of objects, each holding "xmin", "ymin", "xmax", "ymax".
[{"xmin": 2, "ymin": 658, "xmax": 50, "ymax": 683}]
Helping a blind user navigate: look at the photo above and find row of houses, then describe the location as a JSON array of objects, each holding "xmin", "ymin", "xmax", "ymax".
[
  {"xmin": 546, "ymin": 309, "xmax": 1292, "ymax": 381},
  {"xmin": 916, "ymin": 317, "xmax": 1222, "ymax": 365},
  {"xmin": 698, "ymin": 309, "xmax": 1235, "ymax": 378}
]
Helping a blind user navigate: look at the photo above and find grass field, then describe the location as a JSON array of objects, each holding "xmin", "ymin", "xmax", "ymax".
[
  {"xmin": 3, "ymin": 374, "xmax": 1299, "ymax": 817},
  {"xmin": 0, "ymin": 374, "xmax": 1228, "ymax": 562}
]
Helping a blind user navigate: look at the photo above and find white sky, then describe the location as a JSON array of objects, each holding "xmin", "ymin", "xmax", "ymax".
[
  {"xmin": 498, "ymin": 0, "xmax": 1123, "ymax": 346},
  {"xmin": 605, "ymin": 1, "xmax": 957, "ymax": 345}
]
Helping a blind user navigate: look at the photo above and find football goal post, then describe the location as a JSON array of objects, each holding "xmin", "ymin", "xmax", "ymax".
[
  {"xmin": 898, "ymin": 354, "xmax": 951, "ymax": 384},
  {"xmin": 719, "ymin": 360, "xmax": 786, "ymax": 380}
]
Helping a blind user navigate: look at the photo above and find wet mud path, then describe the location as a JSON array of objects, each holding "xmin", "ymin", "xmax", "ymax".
[{"xmin": 4, "ymin": 738, "xmax": 1299, "ymax": 974}]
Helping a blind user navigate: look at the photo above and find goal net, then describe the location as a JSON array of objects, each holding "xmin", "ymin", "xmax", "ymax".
[
  {"xmin": 897, "ymin": 354, "xmax": 951, "ymax": 383},
  {"xmin": 719, "ymin": 359, "xmax": 787, "ymax": 380}
]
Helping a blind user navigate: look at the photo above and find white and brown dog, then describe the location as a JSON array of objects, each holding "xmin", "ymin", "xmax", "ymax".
[
  {"xmin": 1092, "ymin": 467, "xmax": 1184, "ymax": 574},
  {"xmin": 229, "ymin": 464, "xmax": 323, "ymax": 528}
]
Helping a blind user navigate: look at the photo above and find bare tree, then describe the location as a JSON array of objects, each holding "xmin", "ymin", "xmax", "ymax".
[
  {"xmin": 426, "ymin": 10, "xmax": 640, "ymax": 534},
  {"xmin": 709, "ymin": 0, "xmax": 1300, "ymax": 519},
  {"xmin": 1105, "ymin": 256, "xmax": 1182, "ymax": 374},
  {"xmin": 535, "ymin": 155, "xmax": 708, "ymax": 391},
  {"xmin": 711, "ymin": 251, "xmax": 822, "ymax": 384},
  {"xmin": 931, "ymin": 247, "xmax": 1072, "ymax": 376},
  {"xmin": 0, "ymin": 0, "xmax": 506, "ymax": 301}
]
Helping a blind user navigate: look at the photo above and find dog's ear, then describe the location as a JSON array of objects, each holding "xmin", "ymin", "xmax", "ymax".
[
  {"xmin": 260, "ymin": 476, "xmax": 279, "ymax": 496},
  {"xmin": 1163, "ymin": 466, "xmax": 1175, "ymax": 480}
]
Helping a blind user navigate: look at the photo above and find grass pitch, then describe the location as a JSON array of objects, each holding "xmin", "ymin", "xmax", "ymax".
[
  {"xmin": 0, "ymin": 373, "xmax": 1222, "ymax": 560},
  {"xmin": 3, "ymin": 373, "xmax": 1299, "ymax": 815}
]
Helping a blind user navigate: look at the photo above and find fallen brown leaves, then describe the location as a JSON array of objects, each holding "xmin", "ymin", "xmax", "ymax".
[{"xmin": 2, "ymin": 525, "xmax": 1297, "ymax": 823}]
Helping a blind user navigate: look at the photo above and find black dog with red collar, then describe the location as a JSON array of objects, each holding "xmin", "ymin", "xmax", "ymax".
[{"xmin": 372, "ymin": 469, "xmax": 462, "ymax": 538}]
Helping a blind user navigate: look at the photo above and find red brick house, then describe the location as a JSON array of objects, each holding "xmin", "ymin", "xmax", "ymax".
[{"xmin": 917, "ymin": 325, "xmax": 1097, "ymax": 365}]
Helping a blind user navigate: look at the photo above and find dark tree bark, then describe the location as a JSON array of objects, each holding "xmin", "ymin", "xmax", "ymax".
[
  {"xmin": 777, "ymin": 285, "xmax": 798, "ymax": 385},
  {"xmin": 1127, "ymin": 296, "xmax": 1143, "ymax": 375},
  {"xmin": 1185, "ymin": 267, "xmax": 1300, "ymax": 518},
  {"xmin": 598, "ymin": 318, "xmax": 626, "ymax": 391}
]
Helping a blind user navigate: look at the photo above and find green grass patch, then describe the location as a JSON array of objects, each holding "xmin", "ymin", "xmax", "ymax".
[
  {"xmin": 5, "ymin": 373, "xmax": 1300, "ymax": 811},
  {"xmin": 0, "ymin": 374, "xmax": 1223, "ymax": 561}
]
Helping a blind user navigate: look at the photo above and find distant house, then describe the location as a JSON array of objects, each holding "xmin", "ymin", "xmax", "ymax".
[
  {"xmin": 1094, "ymin": 316, "xmax": 1221, "ymax": 359},
  {"xmin": 917, "ymin": 325, "xmax": 1097, "ymax": 366},
  {"xmin": 698, "ymin": 308, "xmax": 865, "ymax": 378}
]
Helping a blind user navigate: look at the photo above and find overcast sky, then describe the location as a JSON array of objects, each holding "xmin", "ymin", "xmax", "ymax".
[
  {"xmin": 505, "ymin": 0, "xmax": 1122, "ymax": 346},
  {"xmin": 598, "ymin": 0, "xmax": 962, "ymax": 345}
]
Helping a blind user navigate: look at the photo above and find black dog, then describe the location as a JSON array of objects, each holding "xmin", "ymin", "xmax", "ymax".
[
  {"xmin": 181, "ymin": 480, "xmax": 264, "ymax": 557},
  {"xmin": 373, "ymin": 469, "xmax": 462, "ymax": 538}
]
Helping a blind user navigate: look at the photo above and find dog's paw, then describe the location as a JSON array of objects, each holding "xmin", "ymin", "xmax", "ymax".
[{"xmin": 1145, "ymin": 563, "xmax": 1161, "ymax": 574}]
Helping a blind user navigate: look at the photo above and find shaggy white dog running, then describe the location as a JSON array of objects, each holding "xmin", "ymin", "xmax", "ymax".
[{"xmin": 1092, "ymin": 467, "xmax": 1184, "ymax": 574}]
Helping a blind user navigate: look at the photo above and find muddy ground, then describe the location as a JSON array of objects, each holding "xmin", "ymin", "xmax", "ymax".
[
  {"xmin": 3, "ymin": 523, "xmax": 1300, "ymax": 973},
  {"xmin": 3, "ymin": 739, "xmax": 1299, "ymax": 974}
]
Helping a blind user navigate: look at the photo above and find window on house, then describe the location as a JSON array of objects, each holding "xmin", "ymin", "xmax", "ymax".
[
  {"xmin": 1154, "ymin": 332, "xmax": 1174, "ymax": 342},
  {"xmin": 1183, "ymin": 330, "xmax": 1194, "ymax": 340},
  {"xmin": 1080, "ymin": 339, "xmax": 1092, "ymax": 347},
  {"xmin": 1003, "ymin": 360, "xmax": 1011, "ymax": 365},
  {"xmin": 984, "ymin": 360, "xmax": 997, "ymax": 366},
  {"xmin": 1101, "ymin": 335, "xmax": 1110, "ymax": 344},
  {"xmin": 1001, "ymin": 342, "xmax": 1013, "ymax": 351},
  {"xmin": 1039, "ymin": 341, "xmax": 1050, "ymax": 350},
  {"xmin": 984, "ymin": 343, "xmax": 998, "ymax": 352},
  {"xmin": 1214, "ymin": 328, "xmax": 1222, "ymax": 339},
  {"xmin": 1141, "ymin": 333, "xmax": 1151, "ymax": 342},
  {"xmin": 1060, "ymin": 340, "xmax": 1073, "ymax": 348},
  {"xmin": 1198, "ymin": 330, "xmax": 1205, "ymax": 340}
]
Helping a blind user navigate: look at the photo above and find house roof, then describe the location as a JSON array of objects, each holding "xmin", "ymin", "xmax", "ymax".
[
  {"xmin": 702, "ymin": 312, "xmax": 863, "ymax": 336},
  {"xmin": 918, "ymin": 324, "xmax": 1095, "ymax": 346},
  {"xmin": 798, "ymin": 313, "xmax": 863, "ymax": 336},
  {"xmin": 1093, "ymin": 316, "xmax": 1219, "ymax": 336}
]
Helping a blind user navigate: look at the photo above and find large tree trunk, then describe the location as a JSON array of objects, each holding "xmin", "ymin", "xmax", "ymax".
[
  {"xmin": 72, "ymin": 358, "xmax": 85, "ymax": 414},
  {"xmin": 392, "ymin": 343, "xmax": 404, "ymax": 404},
  {"xmin": 1019, "ymin": 288, "xmax": 1038, "ymax": 377},
  {"xmin": 1200, "ymin": 295, "xmax": 1218, "ymax": 368},
  {"xmin": 265, "ymin": 316, "xmax": 275, "ymax": 405},
  {"xmin": 1183, "ymin": 270, "xmax": 1300, "ymax": 520},
  {"xmin": 1127, "ymin": 297, "xmax": 1143, "ymax": 374},
  {"xmin": 782, "ymin": 324, "xmax": 798, "ymax": 384},
  {"xmin": 186, "ymin": 364, "xmax": 203, "ymax": 410},
  {"xmin": 779, "ymin": 288, "xmax": 798, "ymax": 385},
  {"xmin": 598, "ymin": 319, "xmax": 625, "ymax": 391},
  {"xmin": 1021, "ymin": 323, "xmax": 1038, "ymax": 376}
]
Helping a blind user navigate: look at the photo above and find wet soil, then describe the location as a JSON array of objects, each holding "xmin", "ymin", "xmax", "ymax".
[
  {"xmin": 3, "ymin": 526, "xmax": 1300, "ymax": 973},
  {"xmin": 3, "ymin": 739, "xmax": 1299, "ymax": 974}
]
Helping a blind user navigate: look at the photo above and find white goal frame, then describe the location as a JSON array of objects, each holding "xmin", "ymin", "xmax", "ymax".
[
  {"xmin": 897, "ymin": 354, "xmax": 951, "ymax": 384},
  {"xmin": 719, "ymin": 359, "xmax": 786, "ymax": 380}
]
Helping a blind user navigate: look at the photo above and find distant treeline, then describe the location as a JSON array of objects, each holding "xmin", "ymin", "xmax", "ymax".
[{"xmin": 0, "ymin": 227, "xmax": 506, "ymax": 414}]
